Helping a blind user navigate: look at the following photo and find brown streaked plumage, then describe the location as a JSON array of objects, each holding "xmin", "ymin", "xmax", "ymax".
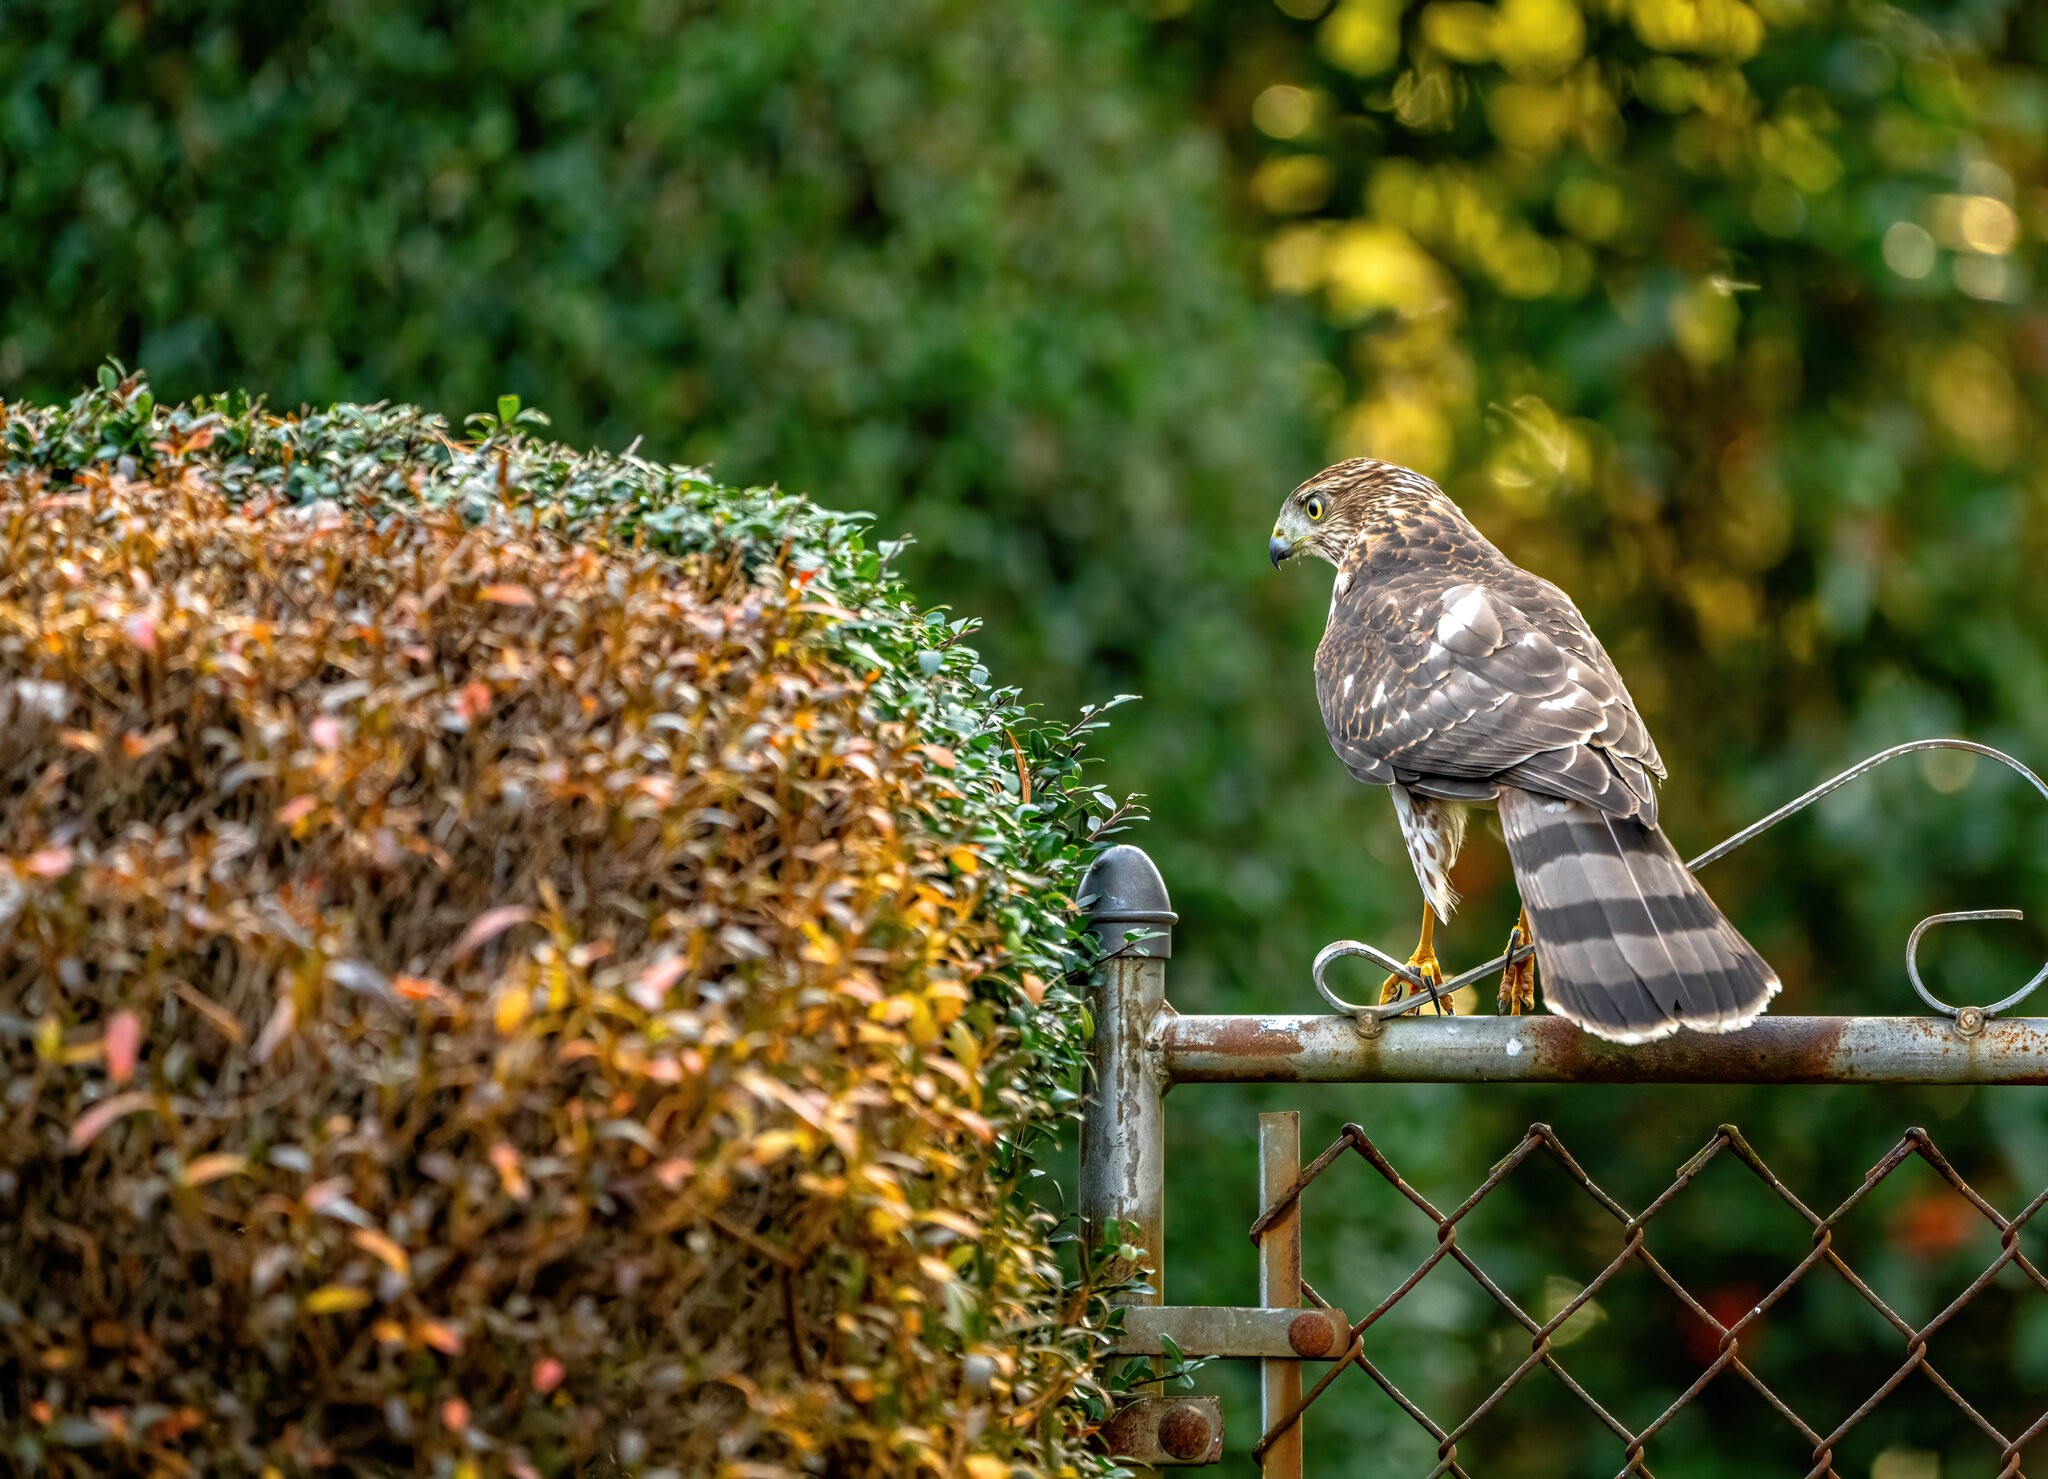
[{"xmin": 1270, "ymin": 458, "xmax": 1778, "ymax": 1043}]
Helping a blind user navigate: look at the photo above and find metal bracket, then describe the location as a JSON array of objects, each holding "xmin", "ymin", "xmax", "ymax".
[
  {"xmin": 1101, "ymin": 1396, "xmax": 1224, "ymax": 1466},
  {"xmin": 1110, "ymin": 1305, "xmax": 1351, "ymax": 1360}
]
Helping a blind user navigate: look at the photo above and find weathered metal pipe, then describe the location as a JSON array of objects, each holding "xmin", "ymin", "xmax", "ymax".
[
  {"xmin": 1080, "ymin": 846, "xmax": 1180, "ymax": 1473},
  {"xmin": 1159, "ymin": 1012, "xmax": 2048, "ymax": 1085},
  {"xmin": 1078, "ymin": 845, "xmax": 1174, "ymax": 1293}
]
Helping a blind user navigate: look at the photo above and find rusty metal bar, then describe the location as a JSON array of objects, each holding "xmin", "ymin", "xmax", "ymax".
[
  {"xmin": 1110, "ymin": 1304, "xmax": 1349, "ymax": 1360},
  {"xmin": 1259, "ymin": 1111, "xmax": 1304, "ymax": 1479},
  {"xmin": 1160, "ymin": 1012, "xmax": 2048, "ymax": 1085}
]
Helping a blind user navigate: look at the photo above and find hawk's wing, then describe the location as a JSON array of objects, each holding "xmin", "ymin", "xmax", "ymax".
[{"xmin": 1316, "ymin": 570, "xmax": 1664, "ymax": 823}]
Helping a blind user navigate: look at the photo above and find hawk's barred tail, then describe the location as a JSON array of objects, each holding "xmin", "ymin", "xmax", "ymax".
[{"xmin": 1497, "ymin": 787, "xmax": 1780, "ymax": 1043}]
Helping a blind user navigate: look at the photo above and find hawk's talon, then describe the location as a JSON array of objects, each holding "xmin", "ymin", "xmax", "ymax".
[
  {"xmin": 1499, "ymin": 912, "xmax": 1537, "ymax": 1017},
  {"xmin": 1381, "ymin": 947, "xmax": 1445, "ymax": 1017},
  {"xmin": 1376, "ymin": 954, "xmax": 1441, "ymax": 1016}
]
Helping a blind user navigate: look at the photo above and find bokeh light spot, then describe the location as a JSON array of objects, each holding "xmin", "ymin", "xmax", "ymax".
[
  {"xmin": 1870, "ymin": 1448, "xmax": 1940, "ymax": 1479},
  {"xmin": 1555, "ymin": 176, "xmax": 1627, "ymax": 242},
  {"xmin": 1881, "ymin": 221, "xmax": 1935, "ymax": 279},
  {"xmin": 1494, "ymin": 0, "xmax": 1585, "ymax": 78},
  {"xmin": 1253, "ymin": 154, "xmax": 1335, "ymax": 214},
  {"xmin": 1421, "ymin": 2, "xmax": 1496, "ymax": 65},
  {"xmin": 1253, "ymin": 83, "xmax": 1318, "ymax": 139},
  {"xmin": 1927, "ymin": 340, "xmax": 2022, "ymax": 464},
  {"xmin": 1319, "ymin": 0, "xmax": 1405, "ymax": 76},
  {"xmin": 1954, "ymin": 251, "xmax": 2013, "ymax": 301},
  {"xmin": 1957, "ymin": 195, "xmax": 2018, "ymax": 255},
  {"xmin": 1920, "ymin": 747, "xmax": 1978, "ymax": 795},
  {"xmin": 1669, "ymin": 279, "xmax": 1740, "ymax": 368}
]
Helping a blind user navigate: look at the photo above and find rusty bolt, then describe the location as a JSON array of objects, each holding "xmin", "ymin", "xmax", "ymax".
[
  {"xmin": 1157, "ymin": 1402, "xmax": 1213, "ymax": 1461},
  {"xmin": 1957, "ymin": 1006, "xmax": 1988, "ymax": 1038},
  {"xmin": 1288, "ymin": 1309, "xmax": 1338, "ymax": 1357}
]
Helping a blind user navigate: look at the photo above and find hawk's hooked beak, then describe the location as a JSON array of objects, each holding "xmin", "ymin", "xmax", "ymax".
[{"xmin": 1269, "ymin": 530, "xmax": 1294, "ymax": 568}]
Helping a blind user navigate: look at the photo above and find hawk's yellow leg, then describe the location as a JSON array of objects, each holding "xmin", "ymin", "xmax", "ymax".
[
  {"xmin": 1498, "ymin": 907, "xmax": 1537, "ymax": 1016},
  {"xmin": 1380, "ymin": 905, "xmax": 1448, "ymax": 1016}
]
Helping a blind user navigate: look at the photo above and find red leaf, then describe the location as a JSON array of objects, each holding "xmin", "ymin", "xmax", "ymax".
[
  {"xmin": 25, "ymin": 847, "xmax": 73, "ymax": 878},
  {"xmin": 253, "ymin": 995, "xmax": 296, "ymax": 1064},
  {"xmin": 121, "ymin": 727, "xmax": 173, "ymax": 759},
  {"xmin": 393, "ymin": 974, "xmax": 448, "ymax": 1003},
  {"xmin": 417, "ymin": 1319, "xmax": 463, "ymax": 1355},
  {"xmin": 627, "ymin": 954, "xmax": 688, "ymax": 1012},
  {"xmin": 489, "ymin": 1142, "xmax": 531, "ymax": 1202},
  {"xmin": 104, "ymin": 1010, "xmax": 141, "ymax": 1086},
  {"xmin": 68, "ymin": 1092, "xmax": 156, "ymax": 1151},
  {"xmin": 451, "ymin": 906, "xmax": 534, "ymax": 963}
]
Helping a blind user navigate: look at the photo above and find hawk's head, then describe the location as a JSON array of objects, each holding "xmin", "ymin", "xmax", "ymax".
[{"xmin": 1268, "ymin": 458, "xmax": 1444, "ymax": 568}]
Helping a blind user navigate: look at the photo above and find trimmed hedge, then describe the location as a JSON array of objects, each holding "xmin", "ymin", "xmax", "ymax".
[{"xmin": 0, "ymin": 372, "xmax": 1131, "ymax": 1476}]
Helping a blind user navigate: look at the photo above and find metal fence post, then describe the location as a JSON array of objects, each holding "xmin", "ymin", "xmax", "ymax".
[
  {"xmin": 1079, "ymin": 843, "xmax": 1174, "ymax": 1315},
  {"xmin": 1259, "ymin": 1111, "xmax": 1305, "ymax": 1479}
]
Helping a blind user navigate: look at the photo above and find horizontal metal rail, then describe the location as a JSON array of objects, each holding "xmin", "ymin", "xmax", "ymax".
[{"xmin": 1160, "ymin": 1012, "xmax": 2048, "ymax": 1085}]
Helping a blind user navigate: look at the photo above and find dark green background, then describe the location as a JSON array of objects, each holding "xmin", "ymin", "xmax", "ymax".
[{"xmin": 6, "ymin": 1, "xmax": 2048, "ymax": 1471}]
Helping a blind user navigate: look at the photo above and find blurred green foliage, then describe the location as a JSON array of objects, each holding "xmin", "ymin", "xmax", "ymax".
[{"xmin": 7, "ymin": 0, "xmax": 2048, "ymax": 1472}]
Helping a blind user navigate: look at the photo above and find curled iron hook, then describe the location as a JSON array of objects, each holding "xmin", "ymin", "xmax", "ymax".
[
  {"xmin": 1906, "ymin": 910, "xmax": 2043, "ymax": 1020},
  {"xmin": 1316, "ymin": 738, "xmax": 2048, "ymax": 1026},
  {"xmin": 1314, "ymin": 935, "xmax": 1534, "ymax": 1023}
]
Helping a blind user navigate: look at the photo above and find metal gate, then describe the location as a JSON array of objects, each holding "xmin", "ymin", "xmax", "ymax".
[{"xmin": 1076, "ymin": 743, "xmax": 2048, "ymax": 1477}]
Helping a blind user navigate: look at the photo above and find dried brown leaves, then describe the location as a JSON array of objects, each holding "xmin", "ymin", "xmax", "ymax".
[{"xmin": 0, "ymin": 460, "xmax": 1094, "ymax": 1475}]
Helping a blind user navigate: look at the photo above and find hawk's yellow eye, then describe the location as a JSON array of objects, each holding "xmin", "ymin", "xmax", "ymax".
[{"xmin": 1305, "ymin": 495, "xmax": 1326, "ymax": 521}]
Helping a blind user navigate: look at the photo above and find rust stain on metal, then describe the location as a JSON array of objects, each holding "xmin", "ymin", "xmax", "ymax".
[
  {"xmin": 1287, "ymin": 1309, "xmax": 1337, "ymax": 1358},
  {"xmin": 1167, "ymin": 1014, "xmax": 1323, "ymax": 1084},
  {"xmin": 1158, "ymin": 1402, "xmax": 1214, "ymax": 1461},
  {"xmin": 1530, "ymin": 1014, "xmax": 1856, "ymax": 1084},
  {"xmin": 1193, "ymin": 1014, "xmax": 1310, "ymax": 1076}
]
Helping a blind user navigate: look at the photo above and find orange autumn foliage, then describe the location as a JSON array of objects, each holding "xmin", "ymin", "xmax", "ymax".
[{"xmin": 0, "ymin": 381, "xmax": 1122, "ymax": 1476}]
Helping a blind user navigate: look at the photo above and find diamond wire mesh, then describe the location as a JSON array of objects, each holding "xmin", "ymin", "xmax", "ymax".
[{"xmin": 1247, "ymin": 1122, "xmax": 2048, "ymax": 1478}]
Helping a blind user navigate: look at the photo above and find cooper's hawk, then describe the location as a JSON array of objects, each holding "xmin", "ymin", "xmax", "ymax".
[{"xmin": 1270, "ymin": 458, "xmax": 1778, "ymax": 1043}]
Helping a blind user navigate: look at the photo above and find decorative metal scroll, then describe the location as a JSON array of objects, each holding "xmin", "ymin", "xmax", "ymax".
[{"xmin": 1314, "ymin": 738, "xmax": 2048, "ymax": 1026}]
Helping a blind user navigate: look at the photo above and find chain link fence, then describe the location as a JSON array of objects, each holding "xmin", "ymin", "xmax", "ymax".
[{"xmin": 1249, "ymin": 1121, "xmax": 2048, "ymax": 1478}]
